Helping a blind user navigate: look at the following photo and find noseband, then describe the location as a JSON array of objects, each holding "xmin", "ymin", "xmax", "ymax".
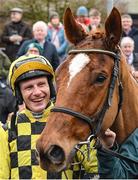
[{"xmin": 51, "ymin": 48, "xmax": 123, "ymax": 137}]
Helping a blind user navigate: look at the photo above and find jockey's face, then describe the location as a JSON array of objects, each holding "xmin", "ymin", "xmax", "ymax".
[{"xmin": 20, "ymin": 76, "xmax": 50, "ymax": 112}]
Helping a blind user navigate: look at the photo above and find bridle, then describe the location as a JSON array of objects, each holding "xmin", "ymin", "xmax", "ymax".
[
  {"xmin": 51, "ymin": 48, "xmax": 123, "ymax": 136},
  {"xmin": 51, "ymin": 48, "xmax": 138, "ymax": 166}
]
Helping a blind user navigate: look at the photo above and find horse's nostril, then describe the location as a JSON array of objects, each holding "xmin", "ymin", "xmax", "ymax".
[{"xmin": 48, "ymin": 145, "xmax": 65, "ymax": 164}]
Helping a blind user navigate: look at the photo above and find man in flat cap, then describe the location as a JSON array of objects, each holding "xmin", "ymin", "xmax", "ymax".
[{"xmin": 1, "ymin": 7, "xmax": 32, "ymax": 61}]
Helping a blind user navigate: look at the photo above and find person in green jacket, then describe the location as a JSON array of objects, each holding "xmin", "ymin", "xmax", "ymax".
[
  {"xmin": 97, "ymin": 128, "xmax": 138, "ymax": 179},
  {"xmin": 0, "ymin": 50, "xmax": 11, "ymax": 84},
  {"xmin": 0, "ymin": 54, "xmax": 98, "ymax": 179}
]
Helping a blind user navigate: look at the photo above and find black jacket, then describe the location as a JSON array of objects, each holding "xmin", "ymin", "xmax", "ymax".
[
  {"xmin": 133, "ymin": 53, "xmax": 138, "ymax": 70},
  {"xmin": 0, "ymin": 82, "xmax": 16, "ymax": 124},
  {"xmin": 1, "ymin": 20, "xmax": 32, "ymax": 61}
]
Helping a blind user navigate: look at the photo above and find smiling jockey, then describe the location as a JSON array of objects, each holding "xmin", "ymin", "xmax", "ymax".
[{"xmin": 0, "ymin": 54, "xmax": 98, "ymax": 179}]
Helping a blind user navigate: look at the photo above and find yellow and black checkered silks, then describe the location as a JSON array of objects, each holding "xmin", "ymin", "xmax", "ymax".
[
  {"xmin": 6, "ymin": 103, "xmax": 97, "ymax": 179},
  {"xmin": 8, "ymin": 104, "xmax": 52, "ymax": 179},
  {"xmin": 8, "ymin": 54, "xmax": 55, "ymax": 94}
]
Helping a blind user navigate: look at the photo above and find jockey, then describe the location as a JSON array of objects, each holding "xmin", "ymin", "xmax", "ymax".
[{"xmin": 0, "ymin": 54, "xmax": 98, "ymax": 179}]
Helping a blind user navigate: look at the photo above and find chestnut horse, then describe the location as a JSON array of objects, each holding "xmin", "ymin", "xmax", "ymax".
[{"xmin": 36, "ymin": 7, "xmax": 138, "ymax": 172}]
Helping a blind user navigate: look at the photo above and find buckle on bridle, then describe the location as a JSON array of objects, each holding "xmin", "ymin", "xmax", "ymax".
[{"xmin": 75, "ymin": 134, "xmax": 96, "ymax": 162}]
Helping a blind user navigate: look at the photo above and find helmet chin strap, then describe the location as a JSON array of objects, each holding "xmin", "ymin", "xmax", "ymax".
[
  {"xmin": 15, "ymin": 86, "xmax": 23, "ymax": 105},
  {"xmin": 47, "ymin": 78, "xmax": 56, "ymax": 100}
]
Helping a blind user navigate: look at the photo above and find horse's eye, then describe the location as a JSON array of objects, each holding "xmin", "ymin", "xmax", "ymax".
[{"xmin": 95, "ymin": 75, "xmax": 107, "ymax": 84}]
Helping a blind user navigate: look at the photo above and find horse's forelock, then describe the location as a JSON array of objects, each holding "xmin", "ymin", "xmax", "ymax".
[
  {"xmin": 74, "ymin": 31, "xmax": 105, "ymax": 50},
  {"xmin": 90, "ymin": 29, "xmax": 105, "ymax": 40}
]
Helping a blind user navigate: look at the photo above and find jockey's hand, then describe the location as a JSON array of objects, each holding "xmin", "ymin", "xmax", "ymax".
[{"xmin": 100, "ymin": 129, "xmax": 116, "ymax": 149}]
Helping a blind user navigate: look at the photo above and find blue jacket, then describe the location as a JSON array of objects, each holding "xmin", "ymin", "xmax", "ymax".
[
  {"xmin": 47, "ymin": 23, "xmax": 68, "ymax": 60},
  {"xmin": 17, "ymin": 39, "xmax": 59, "ymax": 70},
  {"xmin": 97, "ymin": 128, "xmax": 138, "ymax": 179}
]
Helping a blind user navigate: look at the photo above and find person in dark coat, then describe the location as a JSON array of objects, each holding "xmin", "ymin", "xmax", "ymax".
[
  {"xmin": 1, "ymin": 7, "xmax": 32, "ymax": 61},
  {"xmin": 121, "ymin": 14, "xmax": 138, "ymax": 53},
  {"xmin": 0, "ymin": 81, "xmax": 16, "ymax": 124},
  {"xmin": 17, "ymin": 21, "xmax": 59, "ymax": 70}
]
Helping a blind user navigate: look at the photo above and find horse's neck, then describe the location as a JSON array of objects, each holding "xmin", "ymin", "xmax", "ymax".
[{"xmin": 113, "ymin": 58, "xmax": 138, "ymax": 144}]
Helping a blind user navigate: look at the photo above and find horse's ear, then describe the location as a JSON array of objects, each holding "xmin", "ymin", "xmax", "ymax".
[
  {"xmin": 105, "ymin": 7, "xmax": 122, "ymax": 47},
  {"xmin": 63, "ymin": 7, "xmax": 88, "ymax": 45}
]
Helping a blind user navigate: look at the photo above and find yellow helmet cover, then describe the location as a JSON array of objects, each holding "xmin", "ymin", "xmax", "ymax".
[{"xmin": 8, "ymin": 54, "xmax": 55, "ymax": 93}]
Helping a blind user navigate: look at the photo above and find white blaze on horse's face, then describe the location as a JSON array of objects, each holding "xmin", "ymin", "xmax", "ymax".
[{"xmin": 68, "ymin": 53, "xmax": 90, "ymax": 86}]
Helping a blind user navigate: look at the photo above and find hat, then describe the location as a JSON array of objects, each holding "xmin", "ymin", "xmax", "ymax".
[
  {"xmin": 76, "ymin": 6, "xmax": 88, "ymax": 17},
  {"xmin": 10, "ymin": 8, "xmax": 23, "ymax": 13},
  {"xmin": 25, "ymin": 43, "xmax": 43, "ymax": 55},
  {"xmin": 49, "ymin": 12, "xmax": 59, "ymax": 20}
]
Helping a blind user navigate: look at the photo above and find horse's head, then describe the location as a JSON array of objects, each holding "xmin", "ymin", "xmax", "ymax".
[{"xmin": 36, "ymin": 7, "xmax": 123, "ymax": 172}]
